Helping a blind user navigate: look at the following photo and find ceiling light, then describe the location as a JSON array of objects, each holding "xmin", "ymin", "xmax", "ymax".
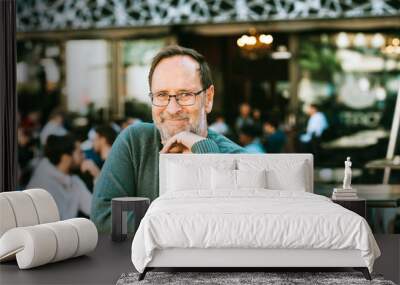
[{"xmin": 236, "ymin": 29, "xmax": 274, "ymax": 59}]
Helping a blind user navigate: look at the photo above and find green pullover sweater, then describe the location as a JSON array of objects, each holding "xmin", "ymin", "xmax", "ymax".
[{"xmin": 91, "ymin": 122, "xmax": 245, "ymax": 232}]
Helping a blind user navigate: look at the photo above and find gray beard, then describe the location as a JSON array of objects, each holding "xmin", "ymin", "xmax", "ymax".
[{"xmin": 154, "ymin": 108, "xmax": 207, "ymax": 144}]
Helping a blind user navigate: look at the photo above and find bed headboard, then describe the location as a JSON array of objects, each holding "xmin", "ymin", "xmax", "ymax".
[{"xmin": 159, "ymin": 153, "xmax": 313, "ymax": 195}]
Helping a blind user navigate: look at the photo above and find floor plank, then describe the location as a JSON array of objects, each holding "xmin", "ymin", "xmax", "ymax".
[{"xmin": 374, "ymin": 234, "xmax": 400, "ymax": 284}]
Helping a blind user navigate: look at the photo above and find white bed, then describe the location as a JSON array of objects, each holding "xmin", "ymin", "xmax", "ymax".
[{"xmin": 131, "ymin": 154, "xmax": 380, "ymax": 280}]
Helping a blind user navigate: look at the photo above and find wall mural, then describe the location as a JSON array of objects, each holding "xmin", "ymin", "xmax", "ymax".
[{"xmin": 17, "ymin": 0, "xmax": 400, "ymax": 32}]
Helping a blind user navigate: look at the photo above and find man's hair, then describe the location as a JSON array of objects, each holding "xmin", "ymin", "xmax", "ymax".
[
  {"xmin": 265, "ymin": 118, "xmax": 280, "ymax": 129},
  {"xmin": 95, "ymin": 125, "xmax": 118, "ymax": 146},
  {"xmin": 49, "ymin": 108, "xmax": 65, "ymax": 120},
  {"xmin": 148, "ymin": 45, "xmax": 213, "ymax": 90},
  {"xmin": 240, "ymin": 123, "xmax": 260, "ymax": 138},
  {"xmin": 45, "ymin": 134, "xmax": 76, "ymax": 165}
]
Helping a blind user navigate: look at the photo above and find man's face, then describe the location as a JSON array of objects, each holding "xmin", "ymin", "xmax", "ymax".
[
  {"xmin": 305, "ymin": 105, "xmax": 316, "ymax": 116},
  {"xmin": 239, "ymin": 133, "xmax": 251, "ymax": 146},
  {"xmin": 150, "ymin": 55, "xmax": 214, "ymax": 143},
  {"xmin": 263, "ymin": 123, "xmax": 274, "ymax": 134},
  {"xmin": 240, "ymin": 104, "xmax": 251, "ymax": 117}
]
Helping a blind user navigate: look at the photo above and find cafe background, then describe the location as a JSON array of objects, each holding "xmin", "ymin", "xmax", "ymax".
[{"xmin": 16, "ymin": 0, "xmax": 400, "ymax": 232}]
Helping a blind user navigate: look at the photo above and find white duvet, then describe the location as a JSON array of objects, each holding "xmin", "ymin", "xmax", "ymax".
[{"xmin": 131, "ymin": 190, "xmax": 380, "ymax": 273}]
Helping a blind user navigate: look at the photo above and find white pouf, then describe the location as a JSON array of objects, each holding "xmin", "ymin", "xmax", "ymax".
[
  {"xmin": 0, "ymin": 190, "xmax": 98, "ymax": 269},
  {"xmin": 0, "ymin": 219, "xmax": 98, "ymax": 269},
  {"xmin": 23, "ymin": 188, "xmax": 60, "ymax": 223}
]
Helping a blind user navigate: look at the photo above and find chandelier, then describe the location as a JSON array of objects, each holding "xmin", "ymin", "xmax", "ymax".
[{"xmin": 237, "ymin": 28, "xmax": 273, "ymax": 60}]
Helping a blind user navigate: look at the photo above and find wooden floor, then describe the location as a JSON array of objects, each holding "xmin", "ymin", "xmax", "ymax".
[
  {"xmin": 0, "ymin": 234, "xmax": 398, "ymax": 284},
  {"xmin": 373, "ymin": 234, "xmax": 400, "ymax": 284}
]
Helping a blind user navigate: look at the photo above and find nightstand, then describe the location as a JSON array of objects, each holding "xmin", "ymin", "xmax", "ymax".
[
  {"xmin": 332, "ymin": 198, "xmax": 366, "ymax": 219},
  {"xmin": 111, "ymin": 197, "xmax": 150, "ymax": 242}
]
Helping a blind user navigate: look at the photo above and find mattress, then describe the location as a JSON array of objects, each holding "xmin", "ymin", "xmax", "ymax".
[{"xmin": 131, "ymin": 190, "xmax": 380, "ymax": 273}]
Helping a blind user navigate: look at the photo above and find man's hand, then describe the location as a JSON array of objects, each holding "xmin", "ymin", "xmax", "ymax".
[{"xmin": 160, "ymin": 131, "xmax": 206, "ymax": 154}]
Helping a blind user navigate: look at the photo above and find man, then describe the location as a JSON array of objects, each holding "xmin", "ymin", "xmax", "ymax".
[
  {"xmin": 239, "ymin": 124, "xmax": 266, "ymax": 154},
  {"xmin": 235, "ymin": 102, "xmax": 254, "ymax": 134},
  {"xmin": 93, "ymin": 125, "xmax": 118, "ymax": 162},
  {"xmin": 40, "ymin": 109, "xmax": 67, "ymax": 145},
  {"xmin": 300, "ymin": 104, "xmax": 329, "ymax": 143},
  {"xmin": 80, "ymin": 125, "xmax": 118, "ymax": 186},
  {"xmin": 91, "ymin": 45, "xmax": 245, "ymax": 232},
  {"xmin": 209, "ymin": 113, "xmax": 230, "ymax": 136},
  {"xmin": 82, "ymin": 124, "xmax": 118, "ymax": 168},
  {"xmin": 262, "ymin": 119, "xmax": 287, "ymax": 153},
  {"xmin": 27, "ymin": 134, "xmax": 92, "ymax": 220}
]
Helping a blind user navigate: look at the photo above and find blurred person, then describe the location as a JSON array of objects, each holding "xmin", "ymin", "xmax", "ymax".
[
  {"xmin": 40, "ymin": 108, "xmax": 67, "ymax": 145},
  {"xmin": 81, "ymin": 128, "xmax": 103, "ymax": 169},
  {"xmin": 17, "ymin": 127, "xmax": 35, "ymax": 170},
  {"xmin": 82, "ymin": 124, "xmax": 118, "ymax": 170},
  {"xmin": 17, "ymin": 127, "xmax": 37, "ymax": 187},
  {"xmin": 92, "ymin": 45, "xmax": 245, "ymax": 232},
  {"xmin": 27, "ymin": 134, "xmax": 92, "ymax": 220},
  {"xmin": 252, "ymin": 108, "xmax": 263, "ymax": 135},
  {"xmin": 91, "ymin": 124, "xmax": 118, "ymax": 167},
  {"xmin": 79, "ymin": 125, "xmax": 118, "ymax": 183},
  {"xmin": 300, "ymin": 104, "xmax": 329, "ymax": 143},
  {"xmin": 262, "ymin": 119, "xmax": 287, "ymax": 153},
  {"xmin": 239, "ymin": 124, "xmax": 266, "ymax": 153},
  {"xmin": 235, "ymin": 102, "xmax": 253, "ymax": 133},
  {"xmin": 78, "ymin": 125, "xmax": 119, "ymax": 190},
  {"xmin": 209, "ymin": 113, "xmax": 230, "ymax": 136},
  {"xmin": 20, "ymin": 110, "xmax": 42, "ymax": 140},
  {"xmin": 253, "ymin": 109, "xmax": 261, "ymax": 121}
]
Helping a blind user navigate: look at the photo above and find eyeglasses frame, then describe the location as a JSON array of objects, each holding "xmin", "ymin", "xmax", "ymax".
[{"xmin": 149, "ymin": 88, "xmax": 207, "ymax": 107}]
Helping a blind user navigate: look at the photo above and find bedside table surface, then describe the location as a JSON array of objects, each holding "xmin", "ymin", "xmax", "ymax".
[
  {"xmin": 112, "ymin": 197, "xmax": 149, "ymax": 202},
  {"xmin": 316, "ymin": 184, "xmax": 400, "ymax": 207}
]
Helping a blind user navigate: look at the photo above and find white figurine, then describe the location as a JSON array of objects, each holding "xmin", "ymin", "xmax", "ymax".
[{"xmin": 343, "ymin": 157, "xmax": 352, "ymax": 190}]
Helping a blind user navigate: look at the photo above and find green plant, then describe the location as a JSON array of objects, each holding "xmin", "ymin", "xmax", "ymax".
[{"xmin": 298, "ymin": 39, "xmax": 342, "ymax": 82}]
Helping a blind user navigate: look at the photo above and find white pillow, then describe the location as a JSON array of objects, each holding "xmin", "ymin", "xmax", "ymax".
[
  {"xmin": 212, "ymin": 168, "xmax": 236, "ymax": 190},
  {"xmin": 167, "ymin": 162, "xmax": 211, "ymax": 191},
  {"xmin": 167, "ymin": 159, "xmax": 236, "ymax": 192},
  {"xmin": 266, "ymin": 167, "xmax": 307, "ymax": 191},
  {"xmin": 238, "ymin": 159, "xmax": 308, "ymax": 191},
  {"xmin": 236, "ymin": 169, "xmax": 267, "ymax": 189},
  {"xmin": 211, "ymin": 169, "xmax": 267, "ymax": 190}
]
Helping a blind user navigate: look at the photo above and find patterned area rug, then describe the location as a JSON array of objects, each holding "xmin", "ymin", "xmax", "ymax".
[{"xmin": 117, "ymin": 271, "xmax": 395, "ymax": 285}]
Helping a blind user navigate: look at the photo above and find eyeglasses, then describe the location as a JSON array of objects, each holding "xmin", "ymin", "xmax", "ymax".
[{"xmin": 149, "ymin": 89, "xmax": 206, "ymax": 107}]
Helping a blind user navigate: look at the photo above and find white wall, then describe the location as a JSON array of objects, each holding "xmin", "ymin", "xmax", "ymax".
[
  {"xmin": 66, "ymin": 40, "xmax": 110, "ymax": 114},
  {"xmin": 126, "ymin": 65, "xmax": 151, "ymax": 104}
]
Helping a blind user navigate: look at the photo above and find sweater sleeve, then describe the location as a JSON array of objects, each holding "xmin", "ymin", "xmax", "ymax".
[
  {"xmin": 205, "ymin": 129, "xmax": 248, "ymax": 154},
  {"xmin": 91, "ymin": 128, "xmax": 136, "ymax": 233},
  {"xmin": 191, "ymin": 138, "xmax": 220, "ymax": 153}
]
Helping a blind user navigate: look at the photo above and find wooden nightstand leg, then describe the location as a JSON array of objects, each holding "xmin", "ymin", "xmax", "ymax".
[{"xmin": 354, "ymin": 267, "xmax": 371, "ymax": 280}]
